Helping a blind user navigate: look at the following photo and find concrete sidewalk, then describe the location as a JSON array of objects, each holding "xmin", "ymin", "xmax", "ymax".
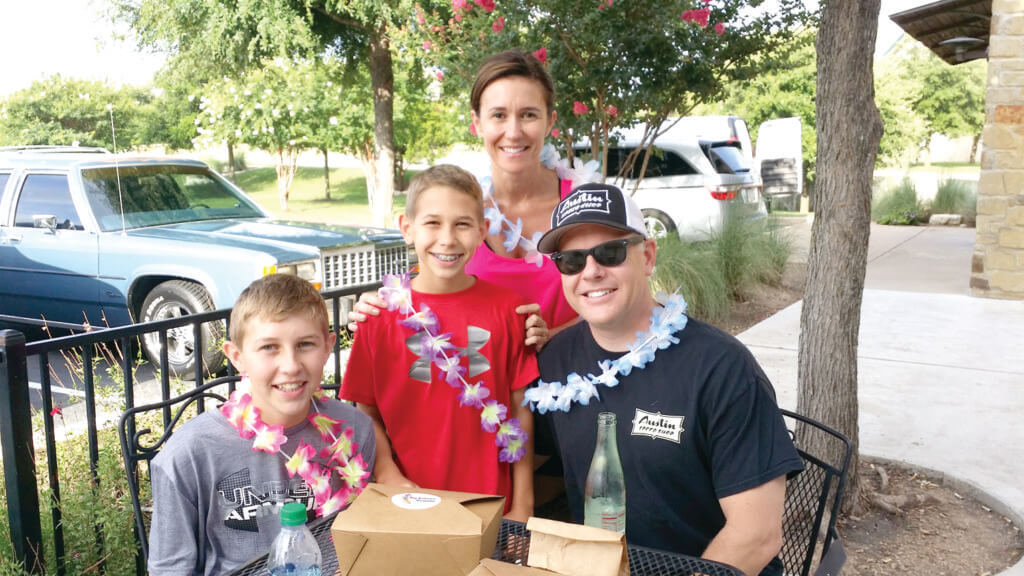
[{"xmin": 739, "ymin": 221, "xmax": 1024, "ymax": 574}]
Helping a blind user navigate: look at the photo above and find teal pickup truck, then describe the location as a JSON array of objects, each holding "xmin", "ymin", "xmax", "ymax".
[{"xmin": 0, "ymin": 147, "xmax": 410, "ymax": 375}]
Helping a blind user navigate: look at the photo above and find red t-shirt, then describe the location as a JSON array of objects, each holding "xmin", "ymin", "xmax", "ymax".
[{"xmin": 340, "ymin": 278, "xmax": 539, "ymax": 504}]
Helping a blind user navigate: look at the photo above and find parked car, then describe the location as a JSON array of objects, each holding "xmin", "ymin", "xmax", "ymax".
[
  {"xmin": 756, "ymin": 117, "xmax": 804, "ymax": 212},
  {"xmin": 578, "ymin": 128, "xmax": 766, "ymax": 241},
  {"xmin": 0, "ymin": 147, "xmax": 411, "ymax": 376}
]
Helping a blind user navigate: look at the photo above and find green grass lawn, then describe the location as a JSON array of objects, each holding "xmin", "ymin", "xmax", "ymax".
[{"xmin": 231, "ymin": 166, "xmax": 408, "ymax": 226}]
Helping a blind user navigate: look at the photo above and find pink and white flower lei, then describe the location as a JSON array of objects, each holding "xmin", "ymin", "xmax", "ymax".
[
  {"xmin": 379, "ymin": 273, "xmax": 528, "ymax": 463},
  {"xmin": 478, "ymin": 144, "xmax": 600, "ymax": 267},
  {"xmin": 220, "ymin": 388, "xmax": 371, "ymax": 517}
]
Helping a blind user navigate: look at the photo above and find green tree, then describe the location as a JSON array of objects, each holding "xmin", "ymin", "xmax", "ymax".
[
  {"xmin": 707, "ymin": 33, "xmax": 818, "ymax": 189},
  {"xmin": 875, "ymin": 37, "xmax": 986, "ymax": 166},
  {"xmin": 0, "ymin": 76, "xmax": 147, "ymax": 150},
  {"xmin": 410, "ymin": 0, "xmax": 815, "ymax": 180},
  {"xmin": 112, "ymin": 0, "xmax": 444, "ymax": 227},
  {"xmin": 197, "ymin": 59, "xmax": 318, "ymax": 210}
]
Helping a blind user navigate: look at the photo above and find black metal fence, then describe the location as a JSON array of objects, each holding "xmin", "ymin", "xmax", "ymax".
[{"xmin": 0, "ymin": 283, "xmax": 376, "ymax": 575}]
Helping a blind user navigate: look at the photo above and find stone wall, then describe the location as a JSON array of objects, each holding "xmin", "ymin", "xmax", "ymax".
[{"xmin": 974, "ymin": 0, "xmax": 1024, "ymax": 299}]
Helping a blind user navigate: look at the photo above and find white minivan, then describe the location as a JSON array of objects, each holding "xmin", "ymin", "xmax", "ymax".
[{"xmin": 583, "ymin": 119, "xmax": 766, "ymax": 241}]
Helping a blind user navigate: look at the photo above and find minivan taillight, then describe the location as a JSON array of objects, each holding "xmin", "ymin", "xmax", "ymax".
[{"xmin": 708, "ymin": 184, "xmax": 740, "ymax": 200}]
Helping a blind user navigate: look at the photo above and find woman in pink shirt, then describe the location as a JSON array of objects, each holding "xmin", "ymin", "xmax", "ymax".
[{"xmin": 351, "ymin": 51, "xmax": 592, "ymax": 348}]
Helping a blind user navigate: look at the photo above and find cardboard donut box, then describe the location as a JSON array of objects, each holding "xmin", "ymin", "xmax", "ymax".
[{"xmin": 331, "ymin": 484, "xmax": 628, "ymax": 576}]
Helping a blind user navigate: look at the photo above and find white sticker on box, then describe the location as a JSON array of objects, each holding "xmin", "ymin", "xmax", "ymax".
[{"xmin": 392, "ymin": 492, "xmax": 442, "ymax": 510}]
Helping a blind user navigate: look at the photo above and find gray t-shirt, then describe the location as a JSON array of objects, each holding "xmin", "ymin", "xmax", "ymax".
[{"xmin": 147, "ymin": 398, "xmax": 376, "ymax": 576}]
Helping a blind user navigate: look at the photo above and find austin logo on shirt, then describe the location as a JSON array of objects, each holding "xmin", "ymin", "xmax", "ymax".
[{"xmin": 631, "ymin": 409, "xmax": 684, "ymax": 443}]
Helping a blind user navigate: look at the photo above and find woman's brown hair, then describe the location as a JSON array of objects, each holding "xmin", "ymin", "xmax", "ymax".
[{"xmin": 470, "ymin": 50, "xmax": 556, "ymax": 115}]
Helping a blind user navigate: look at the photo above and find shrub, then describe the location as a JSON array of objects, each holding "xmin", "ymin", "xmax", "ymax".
[
  {"xmin": 1, "ymin": 408, "xmax": 173, "ymax": 575},
  {"xmin": 931, "ymin": 178, "xmax": 977, "ymax": 225},
  {"xmin": 651, "ymin": 237, "xmax": 730, "ymax": 323},
  {"xmin": 651, "ymin": 217, "xmax": 794, "ymax": 320},
  {"xmin": 872, "ymin": 179, "xmax": 922, "ymax": 225}
]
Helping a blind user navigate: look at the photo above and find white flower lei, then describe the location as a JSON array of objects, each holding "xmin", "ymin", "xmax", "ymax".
[
  {"xmin": 477, "ymin": 144, "xmax": 601, "ymax": 266},
  {"xmin": 523, "ymin": 292, "xmax": 690, "ymax": 414}
]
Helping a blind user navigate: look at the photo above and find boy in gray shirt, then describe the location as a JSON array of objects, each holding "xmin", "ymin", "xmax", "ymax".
[{"xmin": 148, "ymin": 274, "xmax": 376, "ymax": 575}]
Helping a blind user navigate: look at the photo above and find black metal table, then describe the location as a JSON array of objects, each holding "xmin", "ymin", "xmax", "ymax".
[{"xmin": 229, "ymin": 515, "xmax": 742, "ymax": 576}]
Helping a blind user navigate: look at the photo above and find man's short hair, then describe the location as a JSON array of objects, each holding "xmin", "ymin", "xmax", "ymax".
[
  {"xmin": 228, "ymin": 274, "xmax": 329, "ymax": 346},
  {"xmin": 404, "ymin": 164, "xmax": 484, "ymax": 219}
]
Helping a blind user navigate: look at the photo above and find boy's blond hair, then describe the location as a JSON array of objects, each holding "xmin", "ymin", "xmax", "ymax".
[
  {"xmin": 405, "ymin": 164, "xmax": 484, "ymax": 218},
  {"xmin": 228, "ymin": 274, "xmax": 329, "ymax": 346}
]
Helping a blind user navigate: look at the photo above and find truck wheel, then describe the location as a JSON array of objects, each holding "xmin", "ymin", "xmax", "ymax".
[
  {"xmin": 140, "ymin": 280, "xmax": 225, "ymax": 379},
  {"xmin": 642, "ymin": 210, "xmax": 676, "ymax": 240}
]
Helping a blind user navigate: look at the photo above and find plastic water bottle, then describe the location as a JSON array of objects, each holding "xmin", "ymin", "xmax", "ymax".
[
  {"xmin": 583, "ymin": 412, "xmax": 626, "ymax": 533},
  {"xmin": 267, "ymin": 502, "xmax": 322, "ymax": 576}
]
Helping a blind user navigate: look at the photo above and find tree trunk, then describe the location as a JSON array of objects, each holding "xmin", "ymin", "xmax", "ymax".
[
  {"xmin": 970, "ymin": 133, "xmax": 981, "ymax": 164},
  {"xmin": 797, "ymin": 0, "xmax": 883, "ymax": 514},
  {"xmin": 322, "ymin": 146, "xmax": 331, "ymax": 200},
  {"xmin": 369, "ymin": 24, "xmax": 396, "ymax": 228},
  {"xmin": 227, "ymin": 141, "xmax": 236, "ymax": 182},
  {"xmin": 275, "ymin": 147, "xmax": 299, "ymax": 212}
]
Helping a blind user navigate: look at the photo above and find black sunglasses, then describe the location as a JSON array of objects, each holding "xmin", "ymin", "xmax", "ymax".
[{"xmin": 550, "ymin": 236, "xmax": 645, "ymax": 275}]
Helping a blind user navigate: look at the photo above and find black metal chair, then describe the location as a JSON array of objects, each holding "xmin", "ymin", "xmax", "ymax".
[
  {"xmin": 779, "ymin": 409, "xmax": 853, "ymax": 576},
  {"xmin": 118, "ymin": 374, "xmax": 242, "ymax": 567}
]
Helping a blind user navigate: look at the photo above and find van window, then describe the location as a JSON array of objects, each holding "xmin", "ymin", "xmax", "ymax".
[
  {"xmin": 14, "ymin": 174, "xmax": 83, "ymax": 230},
  {"xmin": 704, "ymin": 144, "xmax": 750, "ymax": 175},
  {"xmin": 602, "ymin": 147, "xmax": 698, "ymax": 179},
  {"xmin": 0, "ymin": 173, "xmax": 9, "ymax": 197}
]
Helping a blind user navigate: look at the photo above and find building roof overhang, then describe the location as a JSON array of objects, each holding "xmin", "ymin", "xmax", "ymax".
[{"xmin": 890, "ymin": 0, "xmax": 991, "ymax": 65}]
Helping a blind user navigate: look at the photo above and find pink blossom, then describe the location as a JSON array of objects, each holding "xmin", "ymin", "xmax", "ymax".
[
  {"xmin": 452, "ymin": 0, "xmax": 467, "ymax": 12},
  {"xmin": 474, "ymin": 0, "xmax": 496, "ymax": 12},
  {"xmin": 304, "ymin": 463, "xmax": 333, "ymax": 503},
  {"xmin": 455, "ymin": 13, "xmax": 463, "ymax": 21},
  {"xmin": 681, "ymin": 8, "xmax": 710, "ymax": 28},
  {"xmin": 533, "ymin": 47, "xmax": 547, "ymax": 63},
  {"xmin": 551, "ymin": 128, "xmax": 560, "ymax": 138},
  {"xmin": 714, "ymin": 22, "xmax": 725, "ymax": 35},
  {"xmin": 337, "ymin": 454, "xmax": 372, "ymax": 489},
  {"xmin": 285, "ymin": 441, "xmax": 317, "ymax": 478},
  {"xmin": 317, "ymin": 488, "xmax": 351, "ymax": 517},
  {"xmin": 572, "ymin": 101, "xmax": 590, "ymax": 116},
  {"xmin": 422, "ymin": 41, "xmax": 433, "ymax": 50},
  {"xmin": 433, "ymin": 25, "xmax": 443, "ymax": 32},
  {"xmin": 309, "ymin": 412, "xmax": 343, "ymax": 442},
  {"xmin": 251, "ymin": 422, "xmax": 287, "ymax": 454},
  {"xmin": 605, "ymin": 105, "xmax": 618, "ymax": 117},
  {"xmin": 417, "ymin": 12, "xmax": 425, "ymax": 24},
  {"xmin": 492, "ymin": 16, "xmax": 505, "ymax": 33},
  {"xmin": 323, "ymin": 427, "xmax": 356, "ymax": 463}
]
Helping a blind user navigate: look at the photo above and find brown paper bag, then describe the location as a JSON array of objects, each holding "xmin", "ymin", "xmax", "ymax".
[
  {"xmin": 469, "ymin": 558, "xmax": 561, "ymax": 576},
  {"xmin": 525, "ymin": 517, "xmax": 629, "ymax": 576}
]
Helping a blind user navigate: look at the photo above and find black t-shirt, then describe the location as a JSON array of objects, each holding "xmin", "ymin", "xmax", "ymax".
[{"xmin": 537, "ymin": 317, "xmax": 803, "ymax": 576}]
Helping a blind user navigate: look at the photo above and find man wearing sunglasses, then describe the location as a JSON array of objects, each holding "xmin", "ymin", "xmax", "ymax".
[{"xmin": 533, "ymin": 183, "xmax": 802, "ymax": 576}]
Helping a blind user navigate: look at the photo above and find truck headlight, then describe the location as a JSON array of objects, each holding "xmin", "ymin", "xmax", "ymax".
[{"xmin": 264, "ymin": 259, "xmax": 322, "ymax": 289}]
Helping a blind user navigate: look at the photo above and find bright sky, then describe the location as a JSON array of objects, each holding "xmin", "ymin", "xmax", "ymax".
[{"xmin": 0, "ymin": 0, "xmax": 935, "ymax": 98}]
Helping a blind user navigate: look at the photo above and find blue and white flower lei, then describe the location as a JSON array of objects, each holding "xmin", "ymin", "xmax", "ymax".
[
  {"xmin": 477, "ymin": 144, "xmax": 601, "ymax": 266},
  {"xmin": 523, "ymin": 292, "xmax": 690, "ymax": 414}
]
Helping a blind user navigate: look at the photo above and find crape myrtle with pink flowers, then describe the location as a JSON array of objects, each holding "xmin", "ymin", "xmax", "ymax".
[{"xmin": 411, "ymin": 0, "xmax": 816, "ymax": 180}]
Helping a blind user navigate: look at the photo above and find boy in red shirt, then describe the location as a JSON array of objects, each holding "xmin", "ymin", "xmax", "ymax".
[{"xmin": 341, "ymin": 164, "xmax": 537, "ymax": 520}]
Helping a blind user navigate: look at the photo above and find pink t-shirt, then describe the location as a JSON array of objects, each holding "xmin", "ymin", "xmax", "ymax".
[{"xmin": 465, "ymin": 180, "xmax": 578, "ymax": 329}]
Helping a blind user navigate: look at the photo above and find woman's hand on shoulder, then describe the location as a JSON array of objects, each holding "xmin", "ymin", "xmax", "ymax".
[
  {"xmin": 516, "ymin": 303, "xmax": 549, "ymax": 351},
  {"xmin": 346, "ymin": 291, "xmax": 387, "ymax": 332}
]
